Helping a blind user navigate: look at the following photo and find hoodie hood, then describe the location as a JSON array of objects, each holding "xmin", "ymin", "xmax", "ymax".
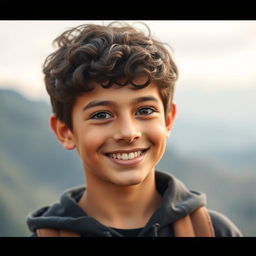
[{"xmin": 27, "ymin": 170, "xmax": 207, "ymax": 237}]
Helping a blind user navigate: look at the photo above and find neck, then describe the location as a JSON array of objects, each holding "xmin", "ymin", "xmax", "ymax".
[{"xmin": 78, "ymin": 170, "xmax": 162, "ymax": 229}]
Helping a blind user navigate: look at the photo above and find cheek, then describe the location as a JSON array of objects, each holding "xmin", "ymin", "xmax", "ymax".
[
  {"xmin": 144, "ymin": 119, "xmax": 167, "ymax": 149},
  {"xmin": 76, "ymin": 126, "xmax": 106, "ymax": 157}
]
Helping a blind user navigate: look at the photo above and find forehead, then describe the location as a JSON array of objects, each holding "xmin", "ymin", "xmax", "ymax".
[{"xmin": 74, "ymin": 82, "xmax": 163, "ymax": 111}]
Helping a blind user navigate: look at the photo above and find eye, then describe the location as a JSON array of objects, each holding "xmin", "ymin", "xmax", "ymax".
[
  {"xmin": 136, "ymin": 107, "xmax": 157, "ymax": 116},
  {"xmin": 90, "ymin": 111, "xmax": 112, "ymax": 120}
]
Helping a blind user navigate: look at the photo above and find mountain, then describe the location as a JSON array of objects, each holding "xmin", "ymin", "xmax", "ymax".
[
  {"xmin": 0, "ymin": 88, "xmax": 255, "ymax": 236},
  {"xmin": 0, "ymin": 89, "xmax": 84, "ymax": 236},
  {"xmin": 170, "ymin": 86, "xmax": 256, "ymax": 170},
  {"xmin": 0, "ymin": 89, "xmax": 84, "ymax": 189}
]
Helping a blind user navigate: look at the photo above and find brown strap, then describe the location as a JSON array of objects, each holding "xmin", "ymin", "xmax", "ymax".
[
  {"xmin": 173, "ymin": 214, "xmax": 195, "ymax": 237},
  {"xmin": 36, "ymin": 228, "xmax": 80, "ymax": 237},
  {"xmin": 190, "ymin": 206, "xmax": 215, "ymax": 237},
  {"xmin": 59, "ymin": 229, "xmax": 80, "ymax": 237},
  {"xmin": 174, "ymin": 206, "xmax": 215, "ymax": 237}
]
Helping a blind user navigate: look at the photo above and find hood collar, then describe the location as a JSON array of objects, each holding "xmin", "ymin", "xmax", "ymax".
[{"xmin": 27, "ymin": 170, "xmax": 206, "ymax": 236}]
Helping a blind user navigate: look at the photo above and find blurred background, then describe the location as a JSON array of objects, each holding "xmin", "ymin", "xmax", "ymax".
[{"xmin": 0, "ymin": 20, "xmax": 255, "ymax": 236}]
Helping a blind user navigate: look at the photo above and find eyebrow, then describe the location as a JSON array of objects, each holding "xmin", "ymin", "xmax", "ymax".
[{"xmin": 82, "ymin": 96, "xmax": 159, "ymax": 111}]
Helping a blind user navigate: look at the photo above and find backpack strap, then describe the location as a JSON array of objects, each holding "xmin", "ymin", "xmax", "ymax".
[
  {"xmin": 36, "ymin": 228, "xmax": 80, "ymax": 237},
  {"xmin": 174, "ymin": 206, "xmax": 215, "ymax": 237},
  {"xmin": 36, "ymin": 206, "xmax": 215, "ymax": 237}
]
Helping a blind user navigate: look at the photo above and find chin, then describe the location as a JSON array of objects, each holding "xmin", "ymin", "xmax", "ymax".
[{"xmin": 112, "ymin": 169, "xmax": 150, "ymax": 187}]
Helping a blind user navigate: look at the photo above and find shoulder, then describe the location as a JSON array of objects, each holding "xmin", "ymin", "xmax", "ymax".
[{"xmin": 208, "ymin": 209, "xmax": 243, "ymax": 237}]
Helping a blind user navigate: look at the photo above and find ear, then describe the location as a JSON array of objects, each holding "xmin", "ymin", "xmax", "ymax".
[
  {"xmin": 49, "ymin": 114, "xmax": 76, "ymax": 150},
  {"xmin": 165, "ymin": 102, "xmax": 177, "ymax": 138}
]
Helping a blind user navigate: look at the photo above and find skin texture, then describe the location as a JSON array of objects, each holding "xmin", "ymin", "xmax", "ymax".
[{"xmin": 50, "ymin": 81, "xmax": 176, "ymax": 228}]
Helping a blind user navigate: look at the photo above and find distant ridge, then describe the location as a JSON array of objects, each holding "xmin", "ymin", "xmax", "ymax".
[{"xmin": 0, "ymin": 88, "xmax": 255, "ymax": 236}]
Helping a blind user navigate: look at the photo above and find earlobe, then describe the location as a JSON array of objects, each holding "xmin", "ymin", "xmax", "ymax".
[
  {"xmin": 165, "ymin": 102, "xmax": 177, "ymax": 138},
  {"xmin": 49, "ymin": 114, "xmax": 76, "ymax": 150}
]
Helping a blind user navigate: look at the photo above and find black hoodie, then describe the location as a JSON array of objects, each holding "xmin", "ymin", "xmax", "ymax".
[{"xmin": 26, "ymin": 170, "xmax": 242, "ymax": 237}]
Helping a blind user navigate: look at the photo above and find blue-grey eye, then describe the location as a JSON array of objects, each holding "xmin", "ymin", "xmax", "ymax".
[
  {"xmin": 136, "ymin": 107, "xmax": 156, "ymax": 115},
  {"xmin": 91, "ymin": 112, "xmax": 112, "ymax": 119}
]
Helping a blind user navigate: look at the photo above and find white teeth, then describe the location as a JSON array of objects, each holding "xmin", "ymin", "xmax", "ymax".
[
  {"xmin": 109, "ymin": 150, "xmax": 143, "ymax": 160},
  {"xmin": 122, "ymin": 153, "xmax": 128, "ymax": 160},
  {"xmin": 128, "ymin": 153, "xmax": 134, "ymax": 159}
]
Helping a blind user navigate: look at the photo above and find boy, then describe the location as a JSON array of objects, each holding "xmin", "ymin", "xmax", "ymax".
[{"xmin": 27, "ymin": 22, "xmax": 242, "ymax": 237}]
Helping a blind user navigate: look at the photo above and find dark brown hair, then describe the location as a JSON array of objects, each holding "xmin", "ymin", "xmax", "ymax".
[{"xmin": 43, "ymin": 22, "xmax": 178, "ymax": 130}]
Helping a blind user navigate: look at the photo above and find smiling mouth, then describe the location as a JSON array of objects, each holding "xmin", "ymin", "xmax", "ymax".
[{"xmin": 104, "ymin": 148, "xmax": 149, "ymax": 161}]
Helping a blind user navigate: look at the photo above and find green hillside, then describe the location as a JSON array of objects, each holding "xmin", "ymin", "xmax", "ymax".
[
  {"xmin": 0, "ymin": 88, "xmax": 255, "ymax": 236},
  {"xmin": 0, "ymin": 89, "xmax": 83, "ymax": 236}
]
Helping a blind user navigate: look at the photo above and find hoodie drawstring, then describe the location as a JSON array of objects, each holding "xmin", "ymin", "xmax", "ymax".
[
  {"xmin": 103, "ymin": 231, "xmax": 112, "ymax": 237},
  {"xmin": 152, "ymin": 223, "xmax": 160, "ymax": 237}
]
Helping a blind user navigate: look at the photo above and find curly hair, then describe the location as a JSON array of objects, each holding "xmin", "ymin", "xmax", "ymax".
[{"xmin": 43, "ymin": 22, "xmax": 178, "ymax": 130}]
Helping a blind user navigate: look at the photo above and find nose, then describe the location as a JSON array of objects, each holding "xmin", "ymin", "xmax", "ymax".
[{"xmin": 113, "ymin": 115, "xmax": 141, "ymax": 143}]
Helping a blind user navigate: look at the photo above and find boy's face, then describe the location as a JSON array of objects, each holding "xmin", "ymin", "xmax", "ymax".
[{"xmin": 52, "ymin": 81, "xmax": 176, "ymax": 187}]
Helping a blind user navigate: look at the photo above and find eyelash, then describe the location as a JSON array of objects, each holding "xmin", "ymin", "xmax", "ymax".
[
  {"xmin": 89, "ymin": 107, "xmax": 158, "ymax": 120},
  {"xmin": 90, "ymin": 111, "xmax": 112, "ymax": 120},
  {"xmin": 136, "ymin": 106, "xmax": 158, "ymax": 116}
]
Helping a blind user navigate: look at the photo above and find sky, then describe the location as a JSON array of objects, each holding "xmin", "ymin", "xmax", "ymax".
[{"xmin": 0, "ymin": 20, "xmax": 256, "ymax": 101}]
